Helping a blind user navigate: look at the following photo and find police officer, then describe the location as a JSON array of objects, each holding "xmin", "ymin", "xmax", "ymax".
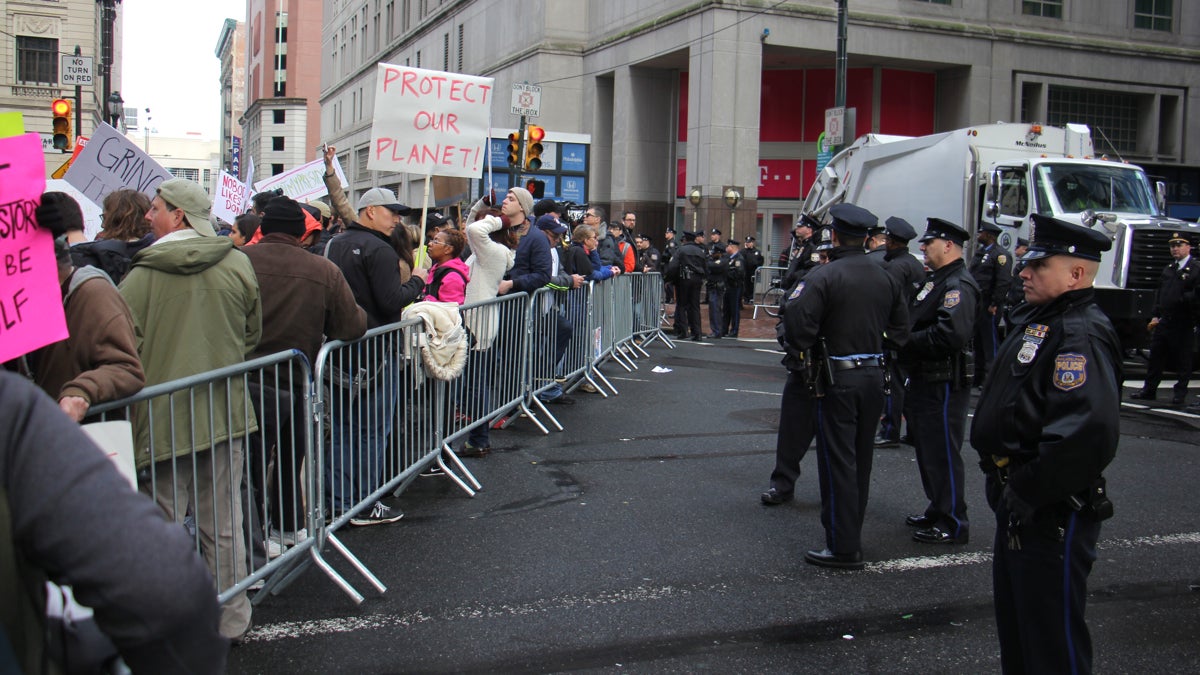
[
  {"xmin": 664, "ymin": 230, "xmax": 707, "ymax": 341},
  {"xmin": 875, "ymin": 216, "xmax": 926, "ymax": 447},
  {"xmin": 1131, "ymin": 231, "xmax": 1200, "ymax": 405},
  {"xmin": 705, "ymin": 240, "xmax": 727, "ymax": 338},
  {"xmin": 1002, "ymin": 235, "xmax": 1029, "ymax": 324},
  {"xmin": 971, "ymin": 213, "xmax": 1119, "ymax": 674},
  {"xmin": 635, "ymin": 234, "xmax": 660, "ymax": 273},
  {"xmin": 865, "ymin": 224, "xmax": 888, "ymax": 266},
  {"xmin": 782, "ymin": 214, "xmax": 822, "ymax": 289},
  {"xmin": 742, "ymin": 236, "xmax": 764, "ymax": 305},
  {"xmin": 899, "ymin": 218, "xmax": 979, "ymax": 545},
  {"xmin": 782, "ymin": 203, "xmax": 909, "ymax": 570},
  {"xmin": 722, "ymin": 240, "xmax": 744, "ymax": 337},
  {"xmin": 970, "ymin": 221, "xmax": 1015, "ymax": 385},
  {"xmin": 662, "ymin": 228, "xmax": 679, "ymax": 304}
]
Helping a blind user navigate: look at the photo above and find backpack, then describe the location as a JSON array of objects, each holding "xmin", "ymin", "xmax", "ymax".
[
  {"xmin": 422, "ymin": 265, "xmax": 469, "ymax": 302},
  {"xmin": 69, "ymin": 241, "xmax": 133, "ymax": 286}
]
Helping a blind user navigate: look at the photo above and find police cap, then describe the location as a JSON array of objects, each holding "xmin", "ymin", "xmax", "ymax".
[
  {"xmin": 726, "ymin": 239, "xmax": 741, "ymax": 248},
  {"xmin": 681, "ymin": 230, "xmax": 700, "ymax": 241},
  {"xmin": 919, "ymin": 218, "xmax": 969, "ymax": 246},
  {"xmin": 979, "ymin": 220, "xmax": 1003, "ymax": 234},
  {"xmin": 1023, "ymin": 213, "xmax": 1112, "ymax": 262},
  {"xmin": 814, "ymin": 227, "xmax": 835, "ymax": 251},
  {"xmin": 883, "ymin": 216, "xmax": 917, "ymax": 243},
  {"xmin": 665, "ymin": 227, "xmax": 676, "ymax": 234},
  {"xmin": 828, "ymin": 203, "xmax": 878, "ymax": 237},
  {"xmin": 745, "ymin": 235, "xmax": 756, "ymax": 242},
  {"xmin": 797, "ymin": 213, "xmax": 821, "ymax": 230},
  {"xmin": 1168, "ymin": 231, "xmax": 1194, "ymax": 245},
  {"xmin": 710, "ymin": 228, "xmax": 722, "ymax": 235}
]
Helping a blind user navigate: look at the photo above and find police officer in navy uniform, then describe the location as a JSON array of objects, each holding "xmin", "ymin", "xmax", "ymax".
[
  {"xmin": 900, "ymin": 218, "xmax": 979, "ymax": 545},
  {"xmin": 782, "ymin": 214, "xmax": 822, "ymax": 289},
  {"xmin": 1130, "ymin": 231, "xmax": 1200, "ymax": 405},
  {"xmin": 705, "ymin": 239, "xmax": 727, "ymax": 338},
  {"xmin": 1002, "ymin": 235, "xmax": 1029, "ymax": 324},
  {"xmin": 865, "ymin": 224, "xmax": 888, "ymax": 266},
  {"xmin": 970, "ymin": 221, "xmax": 1015, "ymax": 385},
  {"xmin": 722, "ymin": 240, "xmax": 744, "ymax": 337},
  {"xmin": 664, "ymin": 230, "xmax": 707, "ymax": 341},
  {"xmin": 742, "ymin": 236, "xmax": 764, "ymax": 306},
  {"xmin": 781, "ymin": 204, "xmax": 909, "ymax": 569},
  {"xmin": 971, "ymin": 213, "xmax": 1120, "ymax": 674},
  {"xmin": 662, "ymin": 228, "xmax": 679, "ymax": 304},
  {"xmin": 876, "ymin": 216, "xmax": 927, "ymax": 447}
]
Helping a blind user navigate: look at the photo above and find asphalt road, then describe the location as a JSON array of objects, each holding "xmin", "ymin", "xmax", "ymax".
[{"xmin": 229, "ymin": 335, "xmax": 1200, "ymax": 674}]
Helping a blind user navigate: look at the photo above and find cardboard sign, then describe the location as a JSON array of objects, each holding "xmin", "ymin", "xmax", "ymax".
[
  {"xmin": 253, "ymin": 156, "xmax": 347, "ymax": 203},
  {"xmin": 62, "ymin": 123, "xmax": 172, "ymax": 204},
  {"xmin": 368, "ymin": 64, "xmax": 494, "ymax": 178},
  {"xmin": 0, "ymin": 133, "xmax": 68, "ymax": 363},
  {"xmin": 212, "ymin": 170, "xmax": 249, "ymax": 225},
  {"xmin": 44, "ymin": 179, "xmax": 103, "ymax": 241}
]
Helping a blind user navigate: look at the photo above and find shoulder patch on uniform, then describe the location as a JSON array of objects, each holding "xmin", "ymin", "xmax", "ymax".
[
  {"xmin": 997, "ymin": 254, "xmax": 1007, "ymax": 266},
  {"xmin": 943, "ymin": 289, "xmax": 961, "ymax": 308},
  {"xmin": 788, "ymin": 282, "xmax": 805, "ymax": 300},
  {"xmin": 1052, "ymin": 352, "xmax": 1087, "ymax": 391}
]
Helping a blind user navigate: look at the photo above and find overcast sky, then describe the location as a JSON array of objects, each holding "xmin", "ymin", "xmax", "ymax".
[{"xmin": 120, "ymin": 0, "xmax": 247, "ymax": 138}]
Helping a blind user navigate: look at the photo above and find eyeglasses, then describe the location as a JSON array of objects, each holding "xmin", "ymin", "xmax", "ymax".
[{"xmin": 429, "ymin": 239, "xmax": 449, "ymax": 247}]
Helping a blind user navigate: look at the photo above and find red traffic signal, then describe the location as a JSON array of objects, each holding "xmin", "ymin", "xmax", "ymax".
[
  {"xmin": 524, "ymin": 125, "xmax": 545, "ymax": 171},
  {"xmin": 51, "ymin": 98, "xmax": 72, "ymax": 151}
]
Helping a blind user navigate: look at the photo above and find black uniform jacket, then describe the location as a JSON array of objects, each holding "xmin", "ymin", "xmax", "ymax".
[
  {"xmin": 970, "ymin": 288, "xmax": 1121, "ymax": 510},
  {"xmin": 884, "ymin": 248, "xmax": 927, "ymax": 303},
  {"xmin": 782, "ymin": 247, "xmax": 910, "ymax": 356},
  {"xmin": 664, "ymin": 241, "xmax": 707, "ymax": 282},
  {"xmin": 970, "ymin": 242, "xmax": 1015, "ymax": 309},
  {"xmin": 900, "ymin": 259, "xmax": 980, "ymax": 361},
  {"xmin": 1152, "ymin": 256, "xmax": 1200, "ymax": 323}
]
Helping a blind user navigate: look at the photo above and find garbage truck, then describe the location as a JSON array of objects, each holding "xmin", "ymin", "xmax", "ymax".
[{"xmin": 800, "ymin": 122, "xmax": 1200, "ymax": 350}]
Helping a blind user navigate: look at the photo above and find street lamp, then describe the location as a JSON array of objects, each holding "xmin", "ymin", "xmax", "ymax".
[
  {"xmin": 688, "ymin": 186, "xmax": 702, "ymax": 232},
  {"xmin": 723, "ymin": 187, "xmax": 742, "ymax": 240},
  {"xmin": 107, "ymin": 91, "xmax": 123, "ymax": 129}
]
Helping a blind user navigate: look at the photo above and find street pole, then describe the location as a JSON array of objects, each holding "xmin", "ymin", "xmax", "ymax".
[
  {"xmin": 834, "ymin": 0, "xmax": 848, "ymax": 152},
  {"xmin": 73, "ymin": 45, "xmax": 82, "ymax": 140},
  {"xmin": 98, "ymin": 0, "xmax": 119, "ymax": 121}
]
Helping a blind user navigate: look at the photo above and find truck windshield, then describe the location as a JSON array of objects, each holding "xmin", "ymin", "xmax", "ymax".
[{"xmin": 1032, "ymin": 163, "xmax": 1159, "ymax": 216}]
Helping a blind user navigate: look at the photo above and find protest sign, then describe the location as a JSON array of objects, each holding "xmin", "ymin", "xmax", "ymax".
[
  {"xmin": 0, "ymin": 112, "xmax": 25, "ymax": 138},
  {"xmin": 62, "ymin": 123, "xmax": 172, "ymax": 204},
  {"xmin": 253, "ymin": 155, "xmax": 347, "ymax": 202},
  {"xmin": 368, "ymin": 64, "xmax": 494, "ymax": 178},
  {"xmin": 212, "ymin": 170, "xmax": 250, "ymax": 225},
  {"xmin": 0, "ymin": 133, "xmax": 67, "ymax": 363},
  {"xmin": 44, "ymin": 179, "xmax": 103, "ymax": 240}
]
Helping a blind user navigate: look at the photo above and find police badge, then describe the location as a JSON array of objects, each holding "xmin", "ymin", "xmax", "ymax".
[
  {"xmin": 788, "ymin": 282, "xmax": 806, "ymax": 300},
  {"xmin": 915, "ymin": 281, "xmax": 935, "ymax": 303},
  {"xmin": 1017, "ymin": 341, "xmax": 1038, "ymax": 364},
  {"xmin": 1053, "ymin": 353, "xmax": 1088, "ymax": 391},
  {"xmin": 944, "ymin": 289, "xmax": 961, "ymax": 308},
  {"xmin": 998, "ymin": 254, "xmax": 1008, "ymax": 266}
]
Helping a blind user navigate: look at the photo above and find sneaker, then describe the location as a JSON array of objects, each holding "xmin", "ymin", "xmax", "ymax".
[
  {"xmin": 267, "ymin": 539, "xmax": 285, "ymax": 559},
  {"xmin": 420, "ymin": 465, "xmax": 445, "ymax": 477},
  {"xmin": 349, "ymin": 501, "xmax": 404, "ymax": 526},
  {"xmin": 458, "ymin": 442, "xmax": 489, "ymax": 458},
  {"xmin": 269, "ymin": 528, "xmax": 308, "ymax": 546},
  {"xmin": 579, "ymin": 382, "xmax": 599, "ymax": 393}
]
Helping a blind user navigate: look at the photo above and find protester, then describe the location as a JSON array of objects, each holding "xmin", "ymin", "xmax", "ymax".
[
  {"xmin": 230, "ymin": 213, "xmax": 261, "ymax": 247},
  {"xmin": 69, "ymin": 189, "xmax": 154, "ymax": 285},
  {"xmin": 424, "ymin": 228, "xmax": 471, "ymax": 304},
  {"xmin": 119, "ymin": 178, "xmax": 262, "ymax": 642}
]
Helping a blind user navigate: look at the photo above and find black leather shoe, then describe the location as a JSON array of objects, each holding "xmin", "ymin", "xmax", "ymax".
[
  {"xmin": 760, "ymin": 488, "xmax": 793, "ymax": 506},
  {"xmin": 912, "ymin": 526, "xmax": 968, "ymax": 545},
  {"xmin": 804, "ymin": 548, "xmax": 864, "ymax": 570},
  {"xmin": 690, "ymin": 335, "xmax": 702, "ymax": 342},
  {"xmin": 874, "ymin": 436, "xmax": 899, "ymax": 448},
  {"xmin": 1129, "ymin": 390, "xmax": 1157, "ymax": 401},
  {"xmin": 707, "ymin": 333, "xmax": 723, "ymax": 339},
  {"xmin": 905, "ymin": 514, "xmax": 936, "ymax": 528}
]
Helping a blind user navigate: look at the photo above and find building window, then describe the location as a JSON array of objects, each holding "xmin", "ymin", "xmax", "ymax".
[
  {"xmin": 416, "ymin": 49, "xmax": 421, "ymax": 68},
  {"xmin": 273, "ymin": 110, "xmax": 286, "ymax": 124},
  {"xmin": 1134, "ymin": 0, "xmax": 1172, "ymax": 31},
  {"xmin": 1022, "ymin": 0, "xmax": 1062, "ymax": 18},
  {"xmin": 168, "ymin": 167, "xmax": 200, "ymax": 182},
  {"xmin": 16, "ymin": 36, "xmax": 58, "ymax": 85},
  {"xmin": 272, "ymin": 163, "xmax": 285, "ymax": 175},
  {"xmin": 457, "ymin": 24, "xmax": 464, "ymax": 71},
  {"xmin": 272, "ymin": 136, "xmax": 285, "ymax": 151},
  {"xmin": 443, "ymin": 32, "xmax": 450, "ymax": 71},
  {"xmin": 911, "ymin": 0, "xmax": 951, "ymax": 4},
  {"xmin": 274, "ymin": 80, "xmax": 286, "ymax": 97},
  {"xmin": 402, "ymin": 0, "xmax": 411, "ymax": 32},
  {"xmin": 1045, "ymin": 85, "xmax": 1139, "ymax": 155}
]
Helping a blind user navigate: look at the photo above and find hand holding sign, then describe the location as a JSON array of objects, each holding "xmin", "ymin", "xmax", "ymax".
[
  {"xmin": 368, "ymin": 64, "xmax": 495, "ymax": 178},
  {"xmin": 0, "ymin": 133, "xmax": 68, "ymax": 363}
]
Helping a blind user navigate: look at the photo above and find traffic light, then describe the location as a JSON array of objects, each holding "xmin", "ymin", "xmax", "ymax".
[
  {"xmin": 525, "ymin": 178, "xmax": 545, "ymax": 199},
  {"xmin": 524, "ymin": 125, "xmax": 544, "ymax": 171},
  {"xmin": 51, "ymin": 98, "xmax": 72, "ymax": 151},
  {"xmin": 506, "ymin": 131, "xmax": 521, "ymax": 167}
]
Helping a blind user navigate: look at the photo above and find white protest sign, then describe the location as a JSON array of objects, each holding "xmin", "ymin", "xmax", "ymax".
[
  {"xmin": 62, "ymin": 123, "xmax": 172, "ymax": 205},
  {"xmin": 212, "ymin": 171, "xmax": 249, "ymax": 225},
  {"xmin": 253, "ymin": 156, "xmax": 347, "ymax": 202},
  {"xmin": 44, "ymin": 179, "xmax": 103, "ymax": 241},
  {"xmin": 368, "ymin": 63, "xmax": 494, "ymax": 178}
]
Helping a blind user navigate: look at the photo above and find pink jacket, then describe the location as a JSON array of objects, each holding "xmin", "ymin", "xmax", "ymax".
[{"xmin": 425, "ymin": 257, "xmax": 471, "ymax": 305}]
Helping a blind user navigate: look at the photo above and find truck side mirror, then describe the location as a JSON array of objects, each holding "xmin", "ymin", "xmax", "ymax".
[
  {"xmin": 985, "ymin": 170, "xmax": 1001, "ymax": 217},
  {"xmin": 1155, "ymin": 181, "xmax": 1167, "ymax": 213}
]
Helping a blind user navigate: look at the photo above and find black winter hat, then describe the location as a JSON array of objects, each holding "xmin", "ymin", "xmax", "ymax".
[{"xmin": 260, "ymin": 196, "xmax": 307, "ymax": 238}]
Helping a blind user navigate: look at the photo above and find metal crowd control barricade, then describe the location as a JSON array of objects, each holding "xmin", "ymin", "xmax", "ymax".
[
  {"xmin": 752, "ymin": 265, "xmax": 789, "ymax": 319},
  {"xmin": 629, "ymin": 272, "xmax": 674, "ymax": 350},
  {"xmin": 555, "ymin": 282, "xmax": 607, "ymax": 398},
  {"xmin": 519, "ymin": 284, "xmax": 589, "ymax": 431},
  {"xmin": 442, "ymin": 292, "xmax": 534, "ymax": 444},
  {"xmin": 89, "ymin": 351, "xmax": 328, "ymax": 609},
  {"xmin": 311, "ymin": 318, "xmax": 477, "ymax": 603},
  {"xmin": 604, "ymin": 273, "xmax": 640, "ymax": 370}
]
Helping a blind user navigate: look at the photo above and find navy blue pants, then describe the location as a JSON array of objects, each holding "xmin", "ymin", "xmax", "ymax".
[
  {"xmin": 877, "ymin": 359, "xmax": 905, "ymax": 441},
  {"xmin": 707, "ymin": 287, "xmax": 724, "ymax": 336},
  {"xmin": 974, "ymin": 308, "xmax": 1001, "ymax": 384},
  {"xmin": 905, "ymin": 378, "xmax": 970, "ymax": 537},
  {"xmin": 722, "ymin": 285, "xmax": 742, "ymax": 336},
  {"xmin": 813, "ymin": 367, "xmax": 884, "ymax": 554},
  {"xmin": 992, "ymin": 494, "xmax": 1100, "ymax": 675},
  {"xmin": 770, "ymin": 371, "xmax": 816, "ymax": 495}
]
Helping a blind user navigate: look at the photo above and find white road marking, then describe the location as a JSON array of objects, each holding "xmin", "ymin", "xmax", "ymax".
[
  {"xmin": 754, "ymin": 348, "xmax": 786, "ymax": 355},
  {"xmin": 245, "ymin": 531, "xmax": 1200, "ymax": 642},
  {"xmin": 724, "ymin": 388, "xmax": 783, "ymax": 397},
  {"xmin": 1120, "ymin": 401, "xmax": 1200, "ymax": 419},
  {"xmin": 609, "ymin": 376, "xmax": 651, "ymax": 383}
]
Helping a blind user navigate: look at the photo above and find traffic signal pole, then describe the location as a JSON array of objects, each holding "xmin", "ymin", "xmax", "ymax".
[{"xmin": 73, "ymin": 45, "xmax": 82, "ymax": 142}]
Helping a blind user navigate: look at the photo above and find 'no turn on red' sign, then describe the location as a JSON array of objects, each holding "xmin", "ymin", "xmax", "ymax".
[{"xmin": 61, "ymin": 55, "xmax": 94, "ymax": 86}]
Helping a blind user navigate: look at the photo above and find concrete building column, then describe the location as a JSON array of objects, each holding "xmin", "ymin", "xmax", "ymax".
[
  {"xmin": 684, "ymin": 13, "xmax": 762, "ymax": 239},
  {"xmin": 609, "ymin": 65, "xmax": 675, "ymax": 233}
]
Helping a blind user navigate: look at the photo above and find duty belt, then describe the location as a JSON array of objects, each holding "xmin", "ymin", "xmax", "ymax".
[{"xmin": 829, "ymin": 355, "xmax": 882, "ymax": 370}]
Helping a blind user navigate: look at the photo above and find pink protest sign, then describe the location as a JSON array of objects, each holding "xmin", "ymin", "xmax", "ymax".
[{"xmin": 0, "ymin": 133, "xmax": 66, "ymax": 363}]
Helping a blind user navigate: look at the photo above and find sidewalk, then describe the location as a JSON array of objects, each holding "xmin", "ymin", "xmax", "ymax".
[{"xmin": 661, "ymin": 300, "xmax": 780, "ymax": 340}]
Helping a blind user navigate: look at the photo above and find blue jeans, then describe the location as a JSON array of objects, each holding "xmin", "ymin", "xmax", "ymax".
[
  {"xmin": 464, "ymin": 348, "xmax": 493, "ymax": 448},
  {"xmin": 325, "ymin": 353, "xmax": 400, "ymax": 515}
]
